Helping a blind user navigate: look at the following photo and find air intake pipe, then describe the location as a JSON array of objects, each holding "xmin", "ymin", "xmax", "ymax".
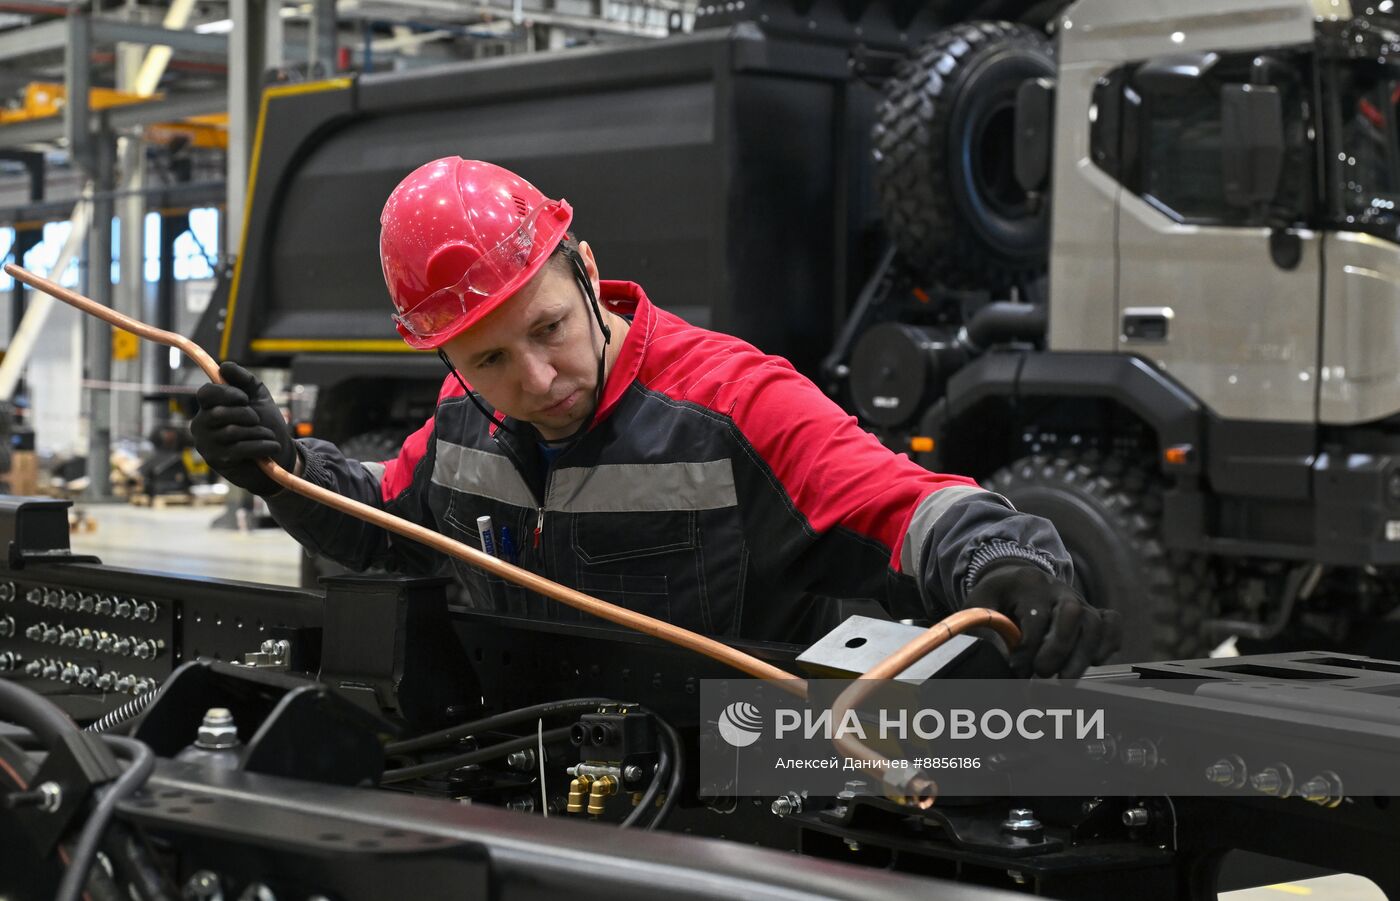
[
  {"xmin": 847, "ymin": 303, "xmax": 1047, "ymax": 429},
  {"xmin": 959, "ymin": 301, "xmax": 1047, "ymax": 353}
]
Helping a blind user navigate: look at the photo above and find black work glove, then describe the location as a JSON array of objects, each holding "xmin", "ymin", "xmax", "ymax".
[
  {"xmin": 965, "ymin": 561, "xmax": 1122, "ymax": 679},
  {"xmin": 191, "ymin": 361, "xmax": 297, "ymax": 496}
]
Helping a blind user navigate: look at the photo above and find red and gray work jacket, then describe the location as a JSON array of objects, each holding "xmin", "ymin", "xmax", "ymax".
[{"xmin": 266, "ymin": 281, "xmax": 1072, "ymax": 642}]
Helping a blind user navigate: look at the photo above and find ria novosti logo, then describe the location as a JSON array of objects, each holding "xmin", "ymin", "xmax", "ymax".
[{"xmin": 717, "ymin": 701, "xmax": 764, "ymax": 748}]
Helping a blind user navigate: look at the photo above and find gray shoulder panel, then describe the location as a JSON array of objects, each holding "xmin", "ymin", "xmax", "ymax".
[{"xmin": 900, "ymin": 485, "xmax": 1011, "ymax": 575}]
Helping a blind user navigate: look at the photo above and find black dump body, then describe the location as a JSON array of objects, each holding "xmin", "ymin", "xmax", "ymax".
[{"xmin": 212, "ymin": 0, "xmax": 1059, "ymax": 380}]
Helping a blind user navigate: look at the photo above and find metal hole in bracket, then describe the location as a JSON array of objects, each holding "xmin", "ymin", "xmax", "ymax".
[{"xmin": 845, "ymin": 637, "xmax": 867, "ymax": 649}]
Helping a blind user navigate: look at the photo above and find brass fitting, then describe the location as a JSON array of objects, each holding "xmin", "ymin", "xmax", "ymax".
[
  {"xmin": 587, "ymin": 775, "xmax": 618, "ymax": 816},
  {"xmin": 566, "ymin": 775, "xmax": 595, "ymax": 814}
]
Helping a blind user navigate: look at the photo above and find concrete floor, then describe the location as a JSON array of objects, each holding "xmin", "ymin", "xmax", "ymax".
[
  {"xmin": 1223, "ymin": 875, "xmax": 1384, "ymax": 900},
  {"xmin": 66, "ymin": 501, "xmax": 303, "ymax": 587},
  {"xmin": 58, "ymin": 502, "xmax": 1394, "ymax": 901}
]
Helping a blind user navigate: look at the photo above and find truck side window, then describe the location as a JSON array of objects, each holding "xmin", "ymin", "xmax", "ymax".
[
  {"xmin": 1125, "ymin": 54, "xmax": 1312, "ymax": 226},
  {"xmin": 1331, "ymin": 65, "xmax": 1400, "ymax": 229},
  {"xmin": 1140, "ymin": 86, "xmax": 1230, "ymax": 220}
]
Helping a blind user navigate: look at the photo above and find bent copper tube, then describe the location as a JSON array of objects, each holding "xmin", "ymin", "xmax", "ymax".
[
  {"xmin": 4, "ymin": 263, "xmax": 812, "ymax": 695},
  {"xmin": 6, "ymin": 261, "xmax": 1023, "ymax": 721},
  {"xmin": 830, "ymin": 608, "xmax": 1022, "ymax": 809}
]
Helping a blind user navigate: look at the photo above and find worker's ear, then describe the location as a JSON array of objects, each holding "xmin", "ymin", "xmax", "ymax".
[{"xmin": 577, "ymin": 241, "xmax": 601, "ymax": 299}]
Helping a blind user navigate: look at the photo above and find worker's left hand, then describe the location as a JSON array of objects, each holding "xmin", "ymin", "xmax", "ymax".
[{"xmin": 965, "ymin": 561, "xmax": 1121, "ymax": 678}]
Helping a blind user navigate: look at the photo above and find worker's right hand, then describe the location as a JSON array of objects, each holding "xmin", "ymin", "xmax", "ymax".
[
  {"xmin": 965, "ymin": 561, "xmax": 1121, "ymax": 679},
  {"xmin": 191, "ymin": 361, "xmax": 298, "ymax": 496}
]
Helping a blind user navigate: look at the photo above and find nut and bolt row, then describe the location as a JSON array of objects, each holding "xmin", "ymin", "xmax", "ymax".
[
  {"xmin": 22, "ymin": 588, "xmax": 156, "ymax": 621},
  {"xmin": 20, "ymin": 623, "xmax": 162, "ymax": 658},
  {"xmin": 19, "ymin": 658, "xmax": 155, "ymax": 694}
]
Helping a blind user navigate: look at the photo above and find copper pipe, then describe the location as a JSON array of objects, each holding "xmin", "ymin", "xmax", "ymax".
[
  {"xmin": 830, "ymin": 608, "xmax": 1022, "ymax": 809},
  {"xmin": 8, "ymin": 260, "xmax": 1023, "ymax": 719},
  {"xmin": 862, "ymin": 608, "xmax": 1020, "ymax": 682},
  {"xmin": 5, "ymin": 262, "xmax": 810, "ymax": 697}
]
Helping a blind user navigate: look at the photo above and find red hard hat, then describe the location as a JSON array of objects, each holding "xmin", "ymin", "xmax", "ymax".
[{"xmin": 379, "ymin": 157, "xmax": 573, "ymax": 350}]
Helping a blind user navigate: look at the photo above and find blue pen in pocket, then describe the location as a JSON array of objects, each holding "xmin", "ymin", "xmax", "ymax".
[{"xmin": 499, "ymin": 525, "xmax": 518, "ymax": 565}]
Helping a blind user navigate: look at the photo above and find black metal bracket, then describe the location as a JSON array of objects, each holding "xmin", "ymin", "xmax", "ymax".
[
  {"xmin": 0, "ymin": 497, "xmax": 101, "ymax": 569},
  {"xmin": 133, "ymin": 659, "xmax": 392, "ymax": 787},
  {"xmin": 318, "ymin": 574, "xmax": 482, "ymax": 733}
]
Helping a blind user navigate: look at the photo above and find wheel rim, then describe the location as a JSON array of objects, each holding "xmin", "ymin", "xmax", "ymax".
[{"xmin": 971, "ymin": 98, "xmax": 1027, "ymax": 220}]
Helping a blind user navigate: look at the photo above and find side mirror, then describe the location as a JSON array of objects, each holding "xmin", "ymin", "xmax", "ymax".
[
  {"xmin": 1221, "ymin": 83, "xmax": 1285, "ymax": 208},
  {"xmin": 1015, "ymin": 77, "xmax": 1055, "ymax": 193}
]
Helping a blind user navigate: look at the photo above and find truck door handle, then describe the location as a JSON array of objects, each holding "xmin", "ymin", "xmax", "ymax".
[{"xmin": 1122, "ymin": 307, "xmax": 1173, "ymax": 342}]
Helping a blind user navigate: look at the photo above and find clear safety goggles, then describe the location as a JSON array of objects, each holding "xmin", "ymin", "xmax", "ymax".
[{"xmin": 393, "ymin": 199, "xmax": 567, "ymax": 341}]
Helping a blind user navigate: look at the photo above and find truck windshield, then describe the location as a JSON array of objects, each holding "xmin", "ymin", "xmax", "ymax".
[{"xmin": 1329, "ymin": 61, "xmax": 1400, "ymax": 240}]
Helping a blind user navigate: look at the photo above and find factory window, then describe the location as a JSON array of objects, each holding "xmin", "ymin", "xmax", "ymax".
[
  {"xmin": 106, "ymin": 213, "xmax": 164, "ymax": 283},
  {"xmin": 15, "ymin": 220, "xmax": 82, "ymax": 289},
  {"xmin": 0, "ymin": 206, "xmax": 218, "ymax": 290},
  {"xmin": 0, "ymin": 228, "xmax": 12, "ymax": 285},
  {"xmin": 174, "ymin": 208, "xmax": 219, "ymax": 281}
]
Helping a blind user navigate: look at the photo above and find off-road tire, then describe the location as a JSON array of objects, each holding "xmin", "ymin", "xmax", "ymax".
[
  {"xmin": 873, "ymin": 21, "xmax": 1055, "ymax": 290},
  {"xmin": 987, "ymin": 452, "xmax": 1208, "ymax": 662}
]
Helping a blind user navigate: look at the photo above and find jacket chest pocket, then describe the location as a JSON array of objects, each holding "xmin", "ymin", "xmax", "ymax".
[
  {"xmin": 572, "ymin": 510, "xmax": 697, "ymax": 564},
  {"xmin": 442, "ymin": 494, "xmax": 533, "ymax": 614},
  {"xmin": 570, "ymin": 511, "xmax": 699, "ymax": 628}
]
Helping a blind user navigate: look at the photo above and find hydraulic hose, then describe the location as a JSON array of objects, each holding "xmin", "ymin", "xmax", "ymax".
[
  {"xmin": 54, "ymin": 734, "xmax": 155, "ymax": 901},
  {"xmin": 0, "ymin": 675, "xmax": 79, "ymax": 747},
  {"xmin": 386, "ymin": 697, "xmax": 615, "ymax": 756},
  {"xmin": 381, "ymin": 726, "xmax": 572, "ymax": 784}
]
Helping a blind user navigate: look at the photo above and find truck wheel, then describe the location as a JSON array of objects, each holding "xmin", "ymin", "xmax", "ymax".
[
  {"xmin": 986, "ymin": 453, "xmax": 1206, "ymax": 662},
  {"xmin": 873, "ymin": 21, "xmax": 1054, "ymax": 290},
  {"xmin": 336, "ymin": 428, "xmax": 407, "ymax": 465},
  {"xmin": 300, "ymin": 428, "xmax": 410, "ymax": 589}
]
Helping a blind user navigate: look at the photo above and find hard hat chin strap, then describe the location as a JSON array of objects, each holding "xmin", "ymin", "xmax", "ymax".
[
  {"xmin": 541, "ymin": 250, "xmax": 611, "ymax": 449},
  {"xmin": 437, "ymin": 348, "xmax": 527, "ymax": 438},
  {"xmin": 569, "ymin": 250, "xmax": 612, "ymax": 345},
  {"xmin": 440, "ymin": 252, "xmax": 614, "ymax": 448}
]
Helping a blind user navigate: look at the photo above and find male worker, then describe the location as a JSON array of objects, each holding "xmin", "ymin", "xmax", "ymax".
[{"xmin": 192, "ymin": 157, "xmax": 1120, "ymax": 677}]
